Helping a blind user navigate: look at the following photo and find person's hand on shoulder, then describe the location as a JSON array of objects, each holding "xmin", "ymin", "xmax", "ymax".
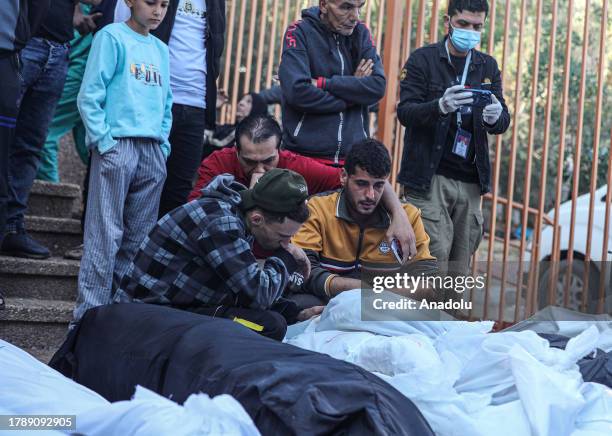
[{"xmin": 386, "ymin": 213, "xmax": 417, "ymax": 264}]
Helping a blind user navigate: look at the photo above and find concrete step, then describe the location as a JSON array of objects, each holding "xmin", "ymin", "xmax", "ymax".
[
  {"xmin": 0, "ymin": 255, "xmax": 79, "ymax": 301},
  {"xmin": 28, "ymin": 180, "xmax": 81, "ymax": 219},
  {"xmin": 24, "ymin": 215, "xmax": 82, "ymax": 257},
  {"xmin": 0, "ymin": 297, "xmax": 72, "ymax": 363}
]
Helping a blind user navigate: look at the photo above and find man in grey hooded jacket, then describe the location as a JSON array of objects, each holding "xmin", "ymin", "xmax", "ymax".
[{"xmin": 279, "ymin": 1, "xmax": 385, "ymax": 166}]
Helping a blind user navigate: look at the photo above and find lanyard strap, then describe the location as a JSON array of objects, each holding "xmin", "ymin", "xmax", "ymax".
[{"xmin": 445, "ymin": 40, "xmax": 472, "ymax": 127}]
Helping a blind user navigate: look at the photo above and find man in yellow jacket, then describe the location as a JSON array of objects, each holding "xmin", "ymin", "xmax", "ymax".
[{"xmin": 292, "ymin": 138, "xmax": 437, "ymax": 301}]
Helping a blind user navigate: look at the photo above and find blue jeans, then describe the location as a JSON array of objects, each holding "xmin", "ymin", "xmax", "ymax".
[
  {"xmin": 5, "ymin": 37, "xmax": 69, "ymax": 232},
  {"xmin": 0, "ymin": 54, "xmax": 21, "ymax": 237}
]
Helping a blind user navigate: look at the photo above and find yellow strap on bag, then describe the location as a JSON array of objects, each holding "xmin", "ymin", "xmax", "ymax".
[{"xmin": 232, "ymin": 317, "xmax": 264, "ymax": 332}]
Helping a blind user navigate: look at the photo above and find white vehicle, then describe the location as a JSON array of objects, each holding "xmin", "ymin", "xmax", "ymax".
[{"xmin": 531, "ymin": 185, "xmax": 611, "ymax": 312}]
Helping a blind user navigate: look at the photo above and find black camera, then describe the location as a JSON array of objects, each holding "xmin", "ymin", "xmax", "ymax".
[{"xmin": 470, "ymin": 89, "xmax": 492, "ymax": 108}]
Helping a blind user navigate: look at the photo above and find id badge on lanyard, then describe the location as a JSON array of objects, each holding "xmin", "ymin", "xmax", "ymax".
[
  {"xmin": 446, "ymin": 43, "xmax": 472, "ymax": 160},
  {"xmin": 452, "ymin": 128, "xmax": 471, "ymax": 159}
]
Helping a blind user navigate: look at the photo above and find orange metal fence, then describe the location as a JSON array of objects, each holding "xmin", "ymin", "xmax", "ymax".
[{"xmin": 219, "ymin": 0, "xmax": 612, "ymax": 322}]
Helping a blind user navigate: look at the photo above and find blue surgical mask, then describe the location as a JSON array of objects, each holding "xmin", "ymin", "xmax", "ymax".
[{"xmin": 449, "ymin": 24, "xmax": 481, "ymax": 52}]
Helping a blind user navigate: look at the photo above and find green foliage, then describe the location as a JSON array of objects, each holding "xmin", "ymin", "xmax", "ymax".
[{"xmin": 489, "ymin": 0, "xmax": 611, "ymax": 213}]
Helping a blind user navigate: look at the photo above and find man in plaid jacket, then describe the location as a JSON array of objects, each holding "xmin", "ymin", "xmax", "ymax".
[{"xmin": 113, "ymin": 168, "xmax": 321, "ymax": 340}]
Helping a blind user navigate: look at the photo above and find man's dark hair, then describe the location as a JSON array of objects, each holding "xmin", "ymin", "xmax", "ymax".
[
  {"xmin": 235, "ymin": 115, "xmax": 282, "ymax": 151},
  {"xmin": 448, "ymin": 0, "xmax": 489, "ymax": 17},
  {"xmin": 258, "ymin": 202, "xmax": 310, "ymax": 224},
  {"xmin": 344, "ymin": 138, "xmax": 391, "ymax": 178}
]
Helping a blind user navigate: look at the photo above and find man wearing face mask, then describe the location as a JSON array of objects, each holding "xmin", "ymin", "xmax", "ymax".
[{"xmin": 396, "ymin": 0, "xmax": 510, "ymax": 277}]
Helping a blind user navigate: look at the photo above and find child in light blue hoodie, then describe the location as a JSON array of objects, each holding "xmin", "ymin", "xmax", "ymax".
[{"xmin": 74, "ymin": 0, "xmax": 172, "ymax": 322}]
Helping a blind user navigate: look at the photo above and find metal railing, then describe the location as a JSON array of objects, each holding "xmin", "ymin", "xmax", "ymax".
[{"xmin": 219, "ymin": 0, "xmax": 612, "ymax": 323}]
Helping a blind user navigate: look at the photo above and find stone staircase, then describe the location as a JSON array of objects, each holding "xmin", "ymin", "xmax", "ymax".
[{"xmin": 0, "ymin": 180, "xmax": 82, "ymax": 363}]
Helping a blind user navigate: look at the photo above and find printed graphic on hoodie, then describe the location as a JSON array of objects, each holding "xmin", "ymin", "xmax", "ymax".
[
  {"xmin": 285, "ymin": 21, "xmax": 301, "ymax": 48},
  {"xmin": 130, "ymin": 63, "xmax": 163, "ymax": 87}
]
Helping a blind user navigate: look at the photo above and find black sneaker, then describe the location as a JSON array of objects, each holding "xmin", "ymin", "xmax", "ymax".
[
  {"xmin": 64, "ymin": 243, "xmax": 84, "ymax": 260},
  {"xmin": 0, "ymin": 290, "xmax": 5, "ymax": 310},
  {"xmin": 1, "ymin": 230, "xmax": 51, "ymax": 259}
]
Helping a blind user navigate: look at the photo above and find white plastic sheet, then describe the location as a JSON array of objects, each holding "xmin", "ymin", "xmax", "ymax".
[
  {"xmin": 507, "ymin": 306, "xmax": 612, "ymax": 353},
  {"xmin": 77, "ymin": 386, "xmax": 259, "ymax": 436},
  {"xmin": 0, "ymin": 340, "xmax": 260, "ymax": 436},
  {"xmin": 286, "ymin": 290, "xmax": 612, "ymax": 436},
  {"xmin": 0, "ymin": 340, "xmax": 108, "ymax": 416}
]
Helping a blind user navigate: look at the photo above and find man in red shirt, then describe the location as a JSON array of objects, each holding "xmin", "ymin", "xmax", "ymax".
[
  {"xmin": 188, "ymin": 115, "xmax": 419, "ymax": 260},
  {"xmin": 189, "ymin": 116, "xmax": 342, "ymax": 201}
]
